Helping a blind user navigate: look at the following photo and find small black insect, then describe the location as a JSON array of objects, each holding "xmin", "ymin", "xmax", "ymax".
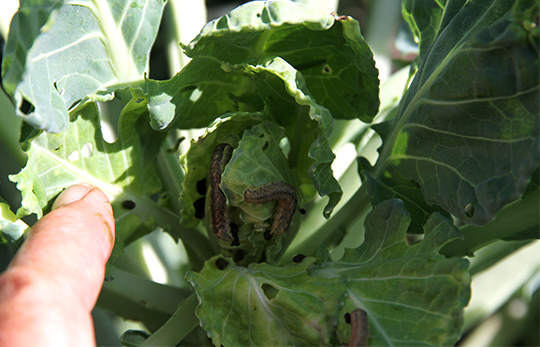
[
  {"xmin": 122, "ymin": 200, "xmax": 136, "ymax": 210},
  {"xmin": 263, "ymin": 230, "xmax": 272, "ymax": 241},
  {"xmin": 299, "ymin": 208, "xmax": 307, "ymax": 215},
  {"xmin": 344, "ymin": 312, "xmax": 351, "ymax": 324}
]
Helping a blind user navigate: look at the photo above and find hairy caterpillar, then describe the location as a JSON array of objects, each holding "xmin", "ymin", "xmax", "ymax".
[
  {"xmin": 348, "ymin": 308, "xmax": 369, "ymax": 347},
  {"xmin": 244, "ymin": 182, "xmax": 298, "ymax": 235},
  {"xmin": 209, "ymin": 143, "xmax": 234, "ymax": 243}
]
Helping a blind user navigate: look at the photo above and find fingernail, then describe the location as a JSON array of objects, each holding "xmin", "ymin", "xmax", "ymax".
[{"xmin": 52, "ymin": 183, "xmax": 94, "ymax": 210}]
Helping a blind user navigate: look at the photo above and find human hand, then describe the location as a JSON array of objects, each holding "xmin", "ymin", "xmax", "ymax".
[{"xmin": 0, "ymin": 184, "xmax": 115, "ymax": 347}]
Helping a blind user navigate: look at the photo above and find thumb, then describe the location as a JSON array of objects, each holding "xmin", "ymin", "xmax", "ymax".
[{"xmin": 0, "ymin": 184, "xmax": 115, "ymax": 347}]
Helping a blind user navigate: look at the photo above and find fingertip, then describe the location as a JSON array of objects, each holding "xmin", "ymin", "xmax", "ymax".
[
  {"xmin": 52, "ymin": 183, "xmax": 93, "ymax": 210},
  {"xmin": 51, "ymin": 184, "xmax": 115, "ymax": 254}
]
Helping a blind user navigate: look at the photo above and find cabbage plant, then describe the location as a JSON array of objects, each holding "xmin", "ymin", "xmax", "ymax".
[{"xmin": 0, "ymin": 0, "xmax": 538, "ymax": 346}]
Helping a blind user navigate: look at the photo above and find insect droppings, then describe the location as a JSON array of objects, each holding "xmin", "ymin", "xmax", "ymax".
[
  {"xmin": 244, "ymin": 182, "xmax": 298, "ymax": 235},
  {"xmin": 209, "ymin": 143, "xmax": 234, "ymax": 242},
  {"xmin": 122, "ymin": 200, "xmax": 136, "ymax": 210}
]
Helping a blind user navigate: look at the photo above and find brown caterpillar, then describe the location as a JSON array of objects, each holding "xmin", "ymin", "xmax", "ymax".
[
  {"xmin": 348, "ymin": 308, "xmax": 369, "ymax": 347},
  {"xmin": 244, "ymin": 182, "xmax": 298, "ymax": 235},
  {"xmin": 209, "ymin": 143, "xmax": 234, "ymax": 243}
]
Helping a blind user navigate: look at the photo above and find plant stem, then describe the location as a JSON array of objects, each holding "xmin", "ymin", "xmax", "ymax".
[
  {"xmin": 441, "ymin": 189, "xmax": 540, "ymax": 257},
  {"xmin": 101, "ymin": 267, "xmax": 191, "ymax": 313},
  {"xmin": 97, "ymin": 267, "xmax": 192, "ymax": 331},
  {"xmin": 468, "ymin": 240, "xmax": 533, "ymax": 276},
  {"xmin": 0, "ymin": 88, "xmax": 26, "ymax": 166},
  {"xmin": 140, "ymin": 293, "xmax": 199, "ymax": 346},
  {"xmin": 164, "ymin": 0, "xmax": 207, "ymax": 76}
]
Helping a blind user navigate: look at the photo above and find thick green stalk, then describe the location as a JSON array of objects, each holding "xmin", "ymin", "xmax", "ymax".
[
  {"xmin": 99, "ymin": 267, "xmax": 191, "ymax": 313},
  {"xmin": 97, "ymin": 267, "xmax": 191, "ymax": 331},
  {"xmin": 140, "ymin": 293, "xmax": 199, "ymax": 346},
  {"xmin": 0, "ymin": 88, "xmax": 26, "ymax": 166},
  {"xmin": 164, "ymin": 0, "xmax": 207, "ymax": 76},
  {"xmin": 468, "ymin": 240, "xmax": 532, "ymax": 276},
  {"xmin": 441, "ymin": 190, "xmax": 539, "ymax": 257}
]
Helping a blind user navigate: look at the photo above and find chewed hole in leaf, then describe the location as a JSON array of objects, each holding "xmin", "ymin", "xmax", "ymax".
[
  {"xmin": 97, "ymin": 99, "xmax": 123, "ymax": 143},
  {"xmin": 53, "ymin": 81, "xmax": 64, "ymax": 95},
  {"xmin": 122, "ymin": 200, "xmax": 136, "ymax": 210},
  {"xmin": 189, "ymin": 88, "xmax": 203, "ymax": 102},
  {"xmin": 406, "ymin": 233, "xmax": 424, "ymax": 245},
  {"xmin": 215, "ymin": 257, "xmax": 229, "ymax": 270},
  {"xmin": 322, "ymin": 64, "xmax": 332, "ymax": 74},
  {"xmin": 292, "ymin": 254, "xmax": 306, "ymax": 263},
  {"xmin": 215, "ymin": 16, "xmax": 229, "ymax": 29},
  {"xmin": 262, "ymin": 141, "xmax": 269, "ymax": 151},
  {"xmin": 81, "ymin": 142, "xmax": 93, "ymax": 158},
  {"xmin": 67, "ymin": 150, "xmax": 80, "ymax": 162},
  {"xmin": 100, "ymin": 120, "xmax": 118, "ymax": 143},
  {"xmin": 279, "ymin": 137, "xmax": 291, "ymax": 157},
  {"xmin": 464, "ymin": 203, "xmax": 475, "ymax": 217},
  {"xmin": 261, "ymin": 283, "xmax": 278, "ymax": 300},
  {"xmin": 196, "ymin": 178, "xmax": 207, "ymax": 195},
  {"xmin": 230, "ymin": 223, "xmax": 240, "ymax": 247},
  {"xmin": 193, "ymin": 197, "xmax": 205, "ymax": 219},
  {"xmin": 19, "ymin": 97, "xmax": 34, "ymax": 115},
  {"xmin": 68, "ymin": 99, "xmax": 81, "ymax": 111}
]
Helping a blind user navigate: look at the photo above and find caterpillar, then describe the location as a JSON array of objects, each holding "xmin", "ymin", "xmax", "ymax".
[
  {"xmin": 348, "ymin": 308, "xmax": 369, "ymax": 347},
  {"xmin": 244, "ymin": 182, "xmax": 298, "ymax": 235},
  {"xmin": 209, "ymin": 143, "xmax": 234, "ymax": 243}
]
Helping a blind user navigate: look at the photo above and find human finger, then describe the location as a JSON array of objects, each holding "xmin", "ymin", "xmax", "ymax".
[{"xmin": 0, "ymin": 184, "xmax": 115, "ymax": 347}]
